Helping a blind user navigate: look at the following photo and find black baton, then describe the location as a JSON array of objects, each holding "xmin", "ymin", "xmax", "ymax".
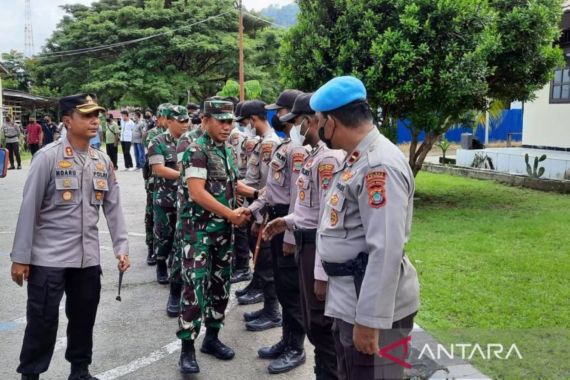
[{"xmin": 116, "ymin": 271, "xmax": 124, "ymax": 301}]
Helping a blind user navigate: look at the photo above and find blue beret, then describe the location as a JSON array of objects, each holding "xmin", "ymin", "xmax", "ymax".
[{"xmin": 310, "ymin": 76, "xmax": 367, "ymax": 112}]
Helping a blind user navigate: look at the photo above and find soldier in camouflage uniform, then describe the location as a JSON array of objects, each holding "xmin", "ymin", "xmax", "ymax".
[
  {"xmin": 167, "ymin": 115, "xmax": 206, "ymax": 317},
  {"xmin": 177, "ymin": 100, "xmax": 253, "ymax": 374},
  {"xmin": 148, "ymin": 105, "xmax": 189, "ymax": 286},
  {"xmin": 143, "ymin": 104, "xmax": 170, "ymax": 266}
]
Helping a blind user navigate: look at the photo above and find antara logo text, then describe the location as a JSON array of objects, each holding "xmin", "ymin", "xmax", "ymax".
[{"xmin": 378, "ymin": 337, "xmax": 523, "ymax": 368}]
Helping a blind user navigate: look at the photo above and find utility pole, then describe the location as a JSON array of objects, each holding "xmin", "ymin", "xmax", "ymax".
[
  {"xmin": 238, "ymin": 0, "xmax": 245, "ymax": 101},
  {"xmin": 24, "ymin": 0, "xmax": 35, "ymax": 58}
]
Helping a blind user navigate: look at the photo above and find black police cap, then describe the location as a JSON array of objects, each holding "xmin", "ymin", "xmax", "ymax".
[
  {"xmin": 280, "ymin": 92, "xmax": 314, "ymax": 123},
  {"xmin": 59, "ymin": 93, "xmax": 105, "ymax": 117},
  {"xmin": 265, "ymin": 89, "xmax": 303, "ymax": 111},
  {"xmin": 240, "ymin": 100, "xmax": 267, "ymax": 119}
]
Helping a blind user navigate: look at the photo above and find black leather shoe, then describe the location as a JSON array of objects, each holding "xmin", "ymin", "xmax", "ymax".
[
  {"xmin": 179, "ymin": 341, "xmax": 199, "ymax": 374},
  {"xmin": 21, "ymin": 375, "xmax": 39, "ymax": 380},
  {"xmin": 156, "ymin": 260, "xmax": 168, "ymax": 284},
  {"xmin": 8, "ymin": 166, "xmax": 15, "ymax": 170},
  {"xmin": 237, "ymin": 289, "xmax": 264, "ymax": 305},
  {"xmin": 258, "ymin": 338, "xmax": 287, "ymax": 359},
  {"xmin": 200, "ymin": 337, "xmax": 235, "ymax": 360},
  {"xmin": 17, "ymin": 165, "xmax": 22, "ymax": 170},
  {"xmin": 68, "ymin": 364, "xmax": 99, "ymax": 380},
  {"xmin": 243, "ymin": 308, "xmax": 264, "ymax": 322},
  {"xmin": 146, "ymin": 246, "xmax": 156, "ymax": 266},
  {"xmin": 268, "ymin": 348, "xmax": 306, "ymax": 374},
  {"xmin": 166, "ymin": 283, "xmax": 181, "ymax": 318},
  {"xmin": 235, "ymin": 278, "xmax": 257, "ymax": 297},
  {"xmin": 231, "ymin": 268, "xmax": 252, "ymax": 284},
  {"xmin": 245, "ymin": 313, "xmax": 282, "ymax": 332}
]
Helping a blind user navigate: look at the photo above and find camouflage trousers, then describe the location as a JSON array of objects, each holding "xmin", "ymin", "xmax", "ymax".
[
  {"xmin": 153, "ymin": 205, "xmax": 176, "ymax": 262},
  {"xmin": 144, "ymin": 180, "xmax": 155, "ymax": 248},
  {"xmin": 169, "ymin": 215, "xmax": 183, "ymax": 285},
  {"xmin": 177, "ymin": 225, "xmax": 233, "ymax": 341}
]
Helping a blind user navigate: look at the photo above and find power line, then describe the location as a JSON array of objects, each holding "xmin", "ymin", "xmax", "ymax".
[
  {"xmin": 35, "ymin": 10, "xmax": 235, "ymax": 59},
  {"xmin": 243, "ymin": 11, "xmax": 289, "ymax": 29}
]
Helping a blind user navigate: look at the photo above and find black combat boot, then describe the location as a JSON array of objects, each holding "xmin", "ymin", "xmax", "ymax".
[
  {"xmin": 237, "ymin": 288, "xmax": 264, "ymax": 305},
  {"xmin": 267, "ymin": 333, "xmax": 306, "ymax": 374},
  {"xmin": 146, "ymin": 245, "xmax": 156, "ymax": 266},
  {"xmin": 231, "ymin": 268, "xmax": 252, "ymax": 284},
  {"xmin": 258, "ymin": 337, "xmax": 287, "ymax": 359},
  {"xmin": 156, "ymin": 260, "xmax": 169, "ymax": 284},
  {"xmin": 166, "ymin": 282, "xmax": 182, "ymax": 317},
  {"xmin": 235, "ymin": 275, "xmax": 261, "ymax": 297},
  {"xmin": 179, "ymin": 340, "xmax": 199, "ymax": 374},
  {"xmin": 68, "ymin": 363, "xmax": 99, "ymax": 380},
  {"xmin": 21, "ymin": 375, "xmax": 39, "ymax": 380},
  {"xmin": 245, "ymin": 300, "xmax": 282, "ymax": 332},
  {"xmin": 243, "ymin": 308, "xmax": 264, "ymax": 322},
  {"xmin": 200, "ymin": 327, "xmax": 235, "ymax": 360}
]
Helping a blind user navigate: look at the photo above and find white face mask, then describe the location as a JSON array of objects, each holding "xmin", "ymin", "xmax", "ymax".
[
  {"xmin": 290, "ymin": 119, "xmax": 309, "ymax": 146},
  {"xmin": 244, "ymin": 123, "xmax": 255, "ymax": 137}
]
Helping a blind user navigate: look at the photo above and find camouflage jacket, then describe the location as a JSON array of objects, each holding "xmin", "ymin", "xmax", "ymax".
[
  {"xmin": 148, "ymin": 129, "xmax": 178, "ymax": 208},
  {"xmin": 182, "ymin": 131, "xmax": 238, "ymax": 232},
  {"xmin": 176, "ymin": 127, "xmax": 204, "ymax": 210}
]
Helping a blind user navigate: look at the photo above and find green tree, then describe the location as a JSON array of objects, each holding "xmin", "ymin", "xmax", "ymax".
[
  {"xmin": 1, "ymin": 50, "xmax": 32, "ymax": 91},
  {"xmin": 30, "ymin": 0, "xmax": 282, "ymax": 109},
  {"xmin": 280, "ymin": 0, "xmax": 562, "ymax": 176}
]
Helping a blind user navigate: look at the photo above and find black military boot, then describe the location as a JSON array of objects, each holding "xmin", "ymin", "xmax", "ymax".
[
  {"xmin": 243, "ymin": 308, "xmax": 264, "ymax": 322},
  {"xmin": 21, "ymin": 375, "xmax": 39, "ymax": 380},
  {"xmin": 166, "ymin": 282, "xmax": 182, "ymax": 317},
  {"xmin": 68, "ymin": 363, "xmax": 99, "ymax": 380},
  {"xmin": 179, "ymin": 340, "xmax": 199, "ymax": 374},
  {"xmin": 245, "ymin": 301, "xmax": 282, "ymax": 332},
  {"xmin": 237, "ymin": 288, "xmax": 264, "ymax": 305},
  {"xmin": 200, "ymin": 328, "xmax": 235, "ymax": 360},
  {"xmin": 235, "ymin": 275, "xmax": 260, "ymax": 297},
  {"xmin": 231, "ymin": 268, "xmax": 252, "ymax": 284},
  {"xmin": 156, "ymin": 260, "xmax": 169, "ymax": 284},
  {"xmin": 268, "ymin": 346, "xmax": 306, "ymax": 374},
  {"xmin": 258, "ymin": 337, "xmax": 287, "ymax": 359},
  {"xmin": 146, "ymin": 245, "xmax": 156, "ymax": 266}
]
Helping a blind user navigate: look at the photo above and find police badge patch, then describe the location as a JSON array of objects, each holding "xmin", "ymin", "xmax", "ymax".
[
  {"xmin": 318, "ymin": 164, "xmax": 334, "ymax": 190},
  {"xmin": 261, "ymin": 143, "xmax": 273, "ymax": 164},
  {"xmin": 292, "ymin": 153, "xmax": 304, "ymax": 173},
  {"xmin": 365, "ymin": 170, "xmax": 387, "ymax": 208},
  {"xmin": 58, "ymin": 160, "xmax": 72, "ymax": 169}
]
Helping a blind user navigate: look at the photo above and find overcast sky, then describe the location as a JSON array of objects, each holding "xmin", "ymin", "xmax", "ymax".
[{"xmin": 0, "ymin": 0, "xmax": 294, "ymax": 56}]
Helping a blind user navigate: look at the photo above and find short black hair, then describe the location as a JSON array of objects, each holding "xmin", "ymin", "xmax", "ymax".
[
  {"xmin": 322, "ymin": 100, "xmax": 373, "ymax": 128},
  {"xmin": 135, "ymin": 111, "xmax": 142, "ymax": 117},
  {"xmin": 252, "ymin": 114, "xmax": 267, "ymax": 122},
  {"xmin": 121, "ymin": 110, "xmax": 129, "ymax": 115},
  {"xmin": 5, "ymin": 115, "xmax": 11, "ymax": 121}
]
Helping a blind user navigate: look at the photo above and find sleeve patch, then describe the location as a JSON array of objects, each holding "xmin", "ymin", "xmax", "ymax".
[
  {"xmin": 318, "ymin": 163, "xmax": 334, "ymax": 190},
  {"xmin": 365, "ymin": 170, "xmax": 387, "ymax": 208},
  {"xmin": 148, "ymin": 155, "xmax": 165, "ymax": 165}
]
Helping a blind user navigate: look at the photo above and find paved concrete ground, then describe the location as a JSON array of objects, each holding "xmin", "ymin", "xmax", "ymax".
[{"xmin": 0, "ymin": 155, "xmax": 489, "ymax": 380}]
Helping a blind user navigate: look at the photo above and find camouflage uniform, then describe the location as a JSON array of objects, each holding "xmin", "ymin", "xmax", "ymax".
[
  {"xmin": 178, "ymin": 109, "xmax": 238, "ymax": 341},
  {"xmin": 148, "ymin": 129, "xmax": 179, "ymax": 264},
  {"xmin": 171, "ymin": 127, "xmax": 204, "ymax": 285}
]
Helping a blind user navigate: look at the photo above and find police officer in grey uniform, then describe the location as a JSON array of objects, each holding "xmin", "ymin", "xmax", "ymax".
[
  {"xmin": 246, "ymin": 90, "xmax": 310, "ymax": 374},
  {"xmin": 264, "ymin": 92, "xmax": 345, "ymax": 379},
  {"xmin": 10, "ymin": 94, "xmax": 130, "ymax": 380},
  {"xmin": 311, "ymin": 76, "xmax": 420, "ymax": 380},
  {"xmin": 237, "ymin": 100, "xmax": 282, "ymax": 325}
]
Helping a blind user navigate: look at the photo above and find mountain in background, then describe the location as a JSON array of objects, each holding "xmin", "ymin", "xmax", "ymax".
[{"xmin": 258, "ymin": 3, "xmax": 299, "ymax": 27}]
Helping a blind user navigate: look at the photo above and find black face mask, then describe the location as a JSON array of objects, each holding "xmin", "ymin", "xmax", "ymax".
[
  {"xmin": 318, "ymin": 117, "xmax": 335, "ymax": 149},
  {"xmin": 144, "ymin": 114, "xmax": 151, "ymax": 120},
  {"xmin": 271, "ymin": 114, "xmax": 285, "ymax": 132}
]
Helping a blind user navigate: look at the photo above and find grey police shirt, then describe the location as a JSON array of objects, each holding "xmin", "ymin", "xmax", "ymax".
[
  {"xmin": 11, "ymin": 138, "xmax": 129, "ymax": 268},
  {"xmin": 283, "ymin": 141, "xmax": 345, "ymax": 280},
  {"xmin": 242, "ymin": 128, "xmax": 280, "ymax": 190},
  {"xmin": 229, "ymin": 126, "xmax": 247, "ymax": 179},
  {"xmin": 316, "ymin": 127, "xmax": 420, "ymax": 330}
]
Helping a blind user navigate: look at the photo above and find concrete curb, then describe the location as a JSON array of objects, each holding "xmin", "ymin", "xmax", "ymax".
[{"xmin": 422, "ymin": 163, "xmax": 570, "ymax": 194}]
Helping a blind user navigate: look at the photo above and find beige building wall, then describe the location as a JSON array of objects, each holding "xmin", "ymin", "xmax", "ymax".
[{"xmin": 522, "ymin": 85, "xmax": 570, "ymax": 149}]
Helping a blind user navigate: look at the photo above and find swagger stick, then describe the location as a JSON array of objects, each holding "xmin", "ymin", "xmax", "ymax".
[
  {"xmin": 115, "ymin": 271, "xmax": 124, "ymax": 302},
  {"xmin": 252, "ymin": 213, "xmax": 269, "ymax": 268}
]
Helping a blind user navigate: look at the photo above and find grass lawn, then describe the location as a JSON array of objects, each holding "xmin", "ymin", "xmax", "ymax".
[{"xmin": 407, "ymin": 172, "xmax": 570, "ymax": 379}]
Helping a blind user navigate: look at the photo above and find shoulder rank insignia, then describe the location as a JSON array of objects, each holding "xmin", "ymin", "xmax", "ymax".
[
  {"xmin": 58, "ymin": 160, "xmax": 72, "ymax": 169},
  {"xmin": 318, "ymin": 163, "xmax": 334, "ymax": 190},
  {"xmin": 365, "ymin": 170, "xmax": 387, "ymax": 208},
  {"xmin": 65, "ymin": 146, "xmax": 73, "ymax": 157},
  {"xmin": 348, "ymin": 151, "xmax": 360, "ymax": 165}
]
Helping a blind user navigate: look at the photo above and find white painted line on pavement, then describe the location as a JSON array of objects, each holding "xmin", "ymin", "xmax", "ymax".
[
  {"xmin": 95, "ymin": 293, "xmax": 239, "ymax": 380},
  {"xmin": 412, "ymin": 323, "xmax": 424, "ymax": 332}
]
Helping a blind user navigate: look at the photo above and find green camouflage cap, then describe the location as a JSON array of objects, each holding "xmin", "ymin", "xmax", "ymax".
[
  {"xmin": 166, "ymin": 104, "xmax": 189, "ymax": 121},
  {"xmin": 203, "ymin": 100, "xmax": 234, "ymax": 120},
  {"xmin": 157, "ymin": 103, "xmax": 172, "ymax": 117}
]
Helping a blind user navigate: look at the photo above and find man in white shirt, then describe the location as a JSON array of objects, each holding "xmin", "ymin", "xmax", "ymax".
[{"xmin": 120, "ymin": 110, "xmax": 135, "ymax": 170}]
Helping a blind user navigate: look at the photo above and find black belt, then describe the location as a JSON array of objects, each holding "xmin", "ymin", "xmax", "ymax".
[
  {"xmin": 267, "ymin": 203, "xmax": 289, "ymax": 220},
  {"xmin": 293, "ymin": 229, "xmax": 317, "ymax": 245},
  {"xmin": 322, "ymin": 252, "xmax": 368, "ymax": 298}
]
